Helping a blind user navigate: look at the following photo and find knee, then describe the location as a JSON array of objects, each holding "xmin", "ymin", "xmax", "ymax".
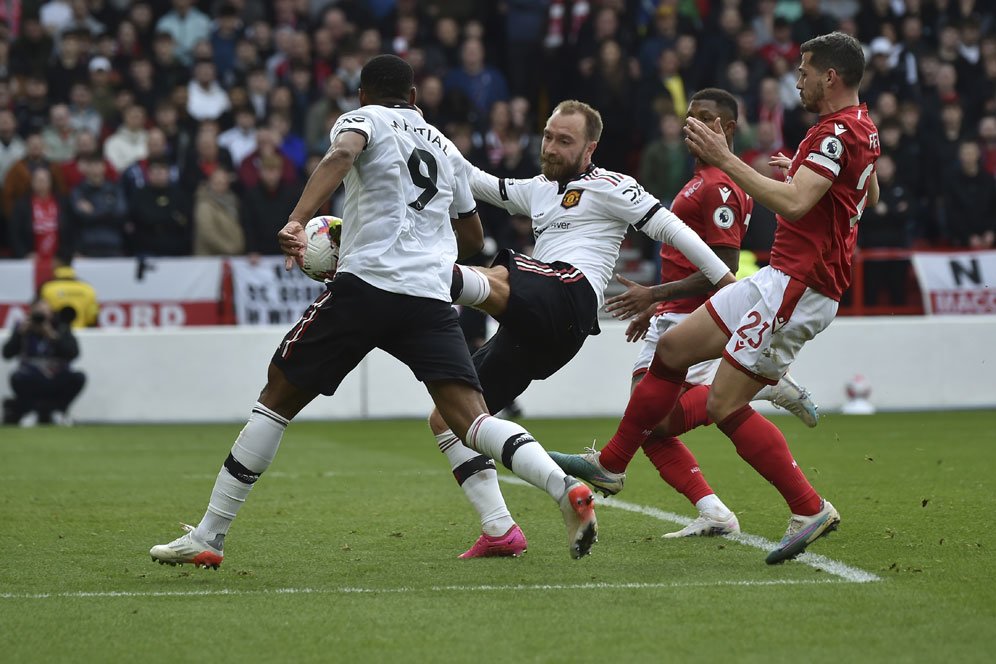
[
  {"xmin": 706, "ymin": 389, "xmax": 738, "ymax": 425},
  {"xmin": 654, "ymin": 335, "xmax": 685, "ymax": 370}
]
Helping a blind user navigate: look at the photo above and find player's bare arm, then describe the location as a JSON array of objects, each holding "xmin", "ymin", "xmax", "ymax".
[
  {"xmin": 451, "ymin": 212, "xmax": 485, "ymax": 259},
  {"xmin": 605, "ymin": 246, "xmax": 739, "ymax": 320},
  {"xmin": 279, "ymin": 131, "xmax": 366, "ymax": 270},
  {"xmin": 685, "ymin": 117, "xmax": 832, "ymax": 221},
  {"xmin": 867, "ymin": 170, "xmax": 880, "ymax": 207}
]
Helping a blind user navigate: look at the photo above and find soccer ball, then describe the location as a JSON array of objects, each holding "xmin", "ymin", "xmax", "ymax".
[
  {"xmin": 300, "ymin": 215, "xmax": 343, "ymax": 282},
  {"xmin": 846, "ymin": 374, "xmax": 872, "ymax": 400}
]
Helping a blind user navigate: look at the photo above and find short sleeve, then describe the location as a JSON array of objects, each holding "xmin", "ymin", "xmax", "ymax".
[
  {"xmin": 605, "ymin": 176, "xmax": 665, "ymax": 230},
  {"xmin": 447, "ymin": 146, "xmax": 477, "ymax": 218},
  {"xmin": 700, "ymin": 183, "xmax": 745, "ymax": 247},
  {"xmin": 800, "ymin": 124, "xmax": 849, "ymax": 181},
  {"xmin": 330, "ymin": 110, "xmax": 374, "ymax": 149}
]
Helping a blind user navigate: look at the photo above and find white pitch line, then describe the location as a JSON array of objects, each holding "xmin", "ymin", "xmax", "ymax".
[
  {"xmin": 0, "ymin": 578, "xmax": 841, "ymax": 601},
  {"xmin": 498, "ymin": 476, "xmax": 880, "ymax": 583}
]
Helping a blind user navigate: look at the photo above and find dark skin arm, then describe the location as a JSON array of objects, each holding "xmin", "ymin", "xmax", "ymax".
[
  {"xmin": 605, "ymin": 245, "xmax": 740, "ymax": 321},
  {"xmin": 452, "ymin": 212, "xmax": 485, "ymax": 260}
]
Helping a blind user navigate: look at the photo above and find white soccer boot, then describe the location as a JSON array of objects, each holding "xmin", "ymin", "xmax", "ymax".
[
  {"xmin": 150, "ymin": 523, "xmax": 224, "ymax": 569},
  {"xmin": 662, "ymin": 511, "xmax": 741, "ymax": 538},
  {"xmin": 757, "ymin": 373, "xmax": 820, "ymax": 428},
  {"xmin": 548, "ymin": 446, "xmax": 626, "ymax": 497},
  {"xmin": 765, "ymin": 500, "xmax": 840, "ymax": 564}
]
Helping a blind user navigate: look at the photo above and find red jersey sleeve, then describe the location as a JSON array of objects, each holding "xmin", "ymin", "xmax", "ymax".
[
  {"xmin": 798, "ymin": 123, "xmax": 849, "ymax": 183},
  {"xmin": 698, "ymin": 180, "xmax": 747, "ymax": 248}
]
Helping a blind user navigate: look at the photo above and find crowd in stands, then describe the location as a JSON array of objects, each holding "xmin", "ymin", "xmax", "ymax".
[{"xmin": 0, "ymin": 0, "xmax": 994, "ymax": 305}]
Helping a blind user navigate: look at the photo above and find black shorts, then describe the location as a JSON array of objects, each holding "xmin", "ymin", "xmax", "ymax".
[
  {"xmin": 272, "ymin": 272, "xmax": 481, "ymax": 396},
  {"xmin": 473, "ymin": 249, "xmax": 600, "ymax": 412}
]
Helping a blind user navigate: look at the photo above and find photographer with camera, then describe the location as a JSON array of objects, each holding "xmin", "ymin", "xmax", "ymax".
[{"xmin": 2, "ymin": 300, "xmax": 86, "ymax": 426}]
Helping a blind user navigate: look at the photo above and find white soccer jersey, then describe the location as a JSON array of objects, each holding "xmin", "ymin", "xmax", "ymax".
[
  {"xmin": 462, "ymin": 161, "xmax": 730, "ymax": 308},
  {"xmin": 328, "ymin": 104, "xmax": 476, "ymax": 301}
]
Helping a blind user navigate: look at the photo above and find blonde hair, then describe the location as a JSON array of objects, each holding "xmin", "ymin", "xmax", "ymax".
[{"xmin": 552, "ymin": 100, "xmax": 603, "ymax": 142}]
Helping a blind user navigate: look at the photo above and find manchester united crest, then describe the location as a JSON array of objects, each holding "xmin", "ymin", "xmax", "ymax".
[{"xmin": 560, "ymin": 189, "xmax": 584, "ymax": 208}]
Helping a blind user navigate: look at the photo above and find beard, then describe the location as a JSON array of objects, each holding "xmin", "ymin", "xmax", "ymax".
[
  {"xmin": 540, "ymin": 151, "xmax": 585, "ymax": 182},
  {"xmin": 800, "ymin": 83, "xmax": 825, "ymax": 113}
]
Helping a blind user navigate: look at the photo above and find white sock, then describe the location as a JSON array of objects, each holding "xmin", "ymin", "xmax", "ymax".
[
  {"xmin": 465, "ymin": 415, "xmax": 566, "ymax": 501},
  {"xmin": 452, "ymin": 265, "xmax": 491, "ymax": 306},
  {"xmin": 436, "ymin": 430, "xmax": 515, "ymax": 537},
  {"xmin": 194, "ymin": 402, "xmax": 289, "ymax": 545},
  {"xmin": 695, "ymin": 493, "xmax": 731, "ymax": 517}
]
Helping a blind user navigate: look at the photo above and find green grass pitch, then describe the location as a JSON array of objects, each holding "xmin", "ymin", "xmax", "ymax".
[{"xmin": 2, "ymin": 411, "xmax": 995, "ymax": 663}]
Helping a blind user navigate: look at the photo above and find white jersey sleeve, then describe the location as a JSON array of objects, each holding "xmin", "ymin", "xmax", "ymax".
[
  {"xmin": 605, "ymin": 176, "xmax": 731, "ymax": 286},
  {"xmin": 455, "ymin": 152, "xmax": 532, "ymax": 216},
  {"xmin": 447, "ymin": 144, "xmax": 479, "ymax": 218},
  {"xmin": 329, "ymin": 110, "xmax": 374, "ymax": 147}
]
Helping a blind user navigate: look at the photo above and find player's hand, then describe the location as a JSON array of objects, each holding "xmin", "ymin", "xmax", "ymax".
[
  {"xmin": 278, "ymin": 220, "xmax": 306, "ymax": 271},
  {"xmin": 624, "ymin": 306, "xmax": 654, "ymax": 343},
  {"xmin": 605, "ymin": 274, "xmax": 654, "ymax": 320},
  {"xmin": 684, "ymin": 117, "xmax": 731, "ymax": 167},
  {"xmin": 769, "ymin": 152, "xmax": 792, "ymax": 171}
]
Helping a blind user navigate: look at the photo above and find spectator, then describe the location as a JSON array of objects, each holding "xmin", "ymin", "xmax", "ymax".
[
  {"xmin": 61, "ymin": 0, "xmax": 105, "ymax": 39},
  {"xmin": 193, "ymin": 167, "xmax": 244, "ymax": 256},
  {"xmin": 237, "ymin": 127, "xmax": 296, "ymax": 191},
  {"xmin": 759, "ymin": 16, "xmax": 799, "ymax": 69},
  {"xmin": 245, "ymin": 67, "xmax": 271, "ymax": 120},
  {"xmin": 39, "ymin": 263, "xmax": 99, "ymax": 328},
  {"xmin": 791, "ymin": 0, "xmax": 838, "ymax": 45},
  {"xmin": 187, "ymin": 58, "xmax": 231, "ymax": 122},
  {"xmin": 640, "ymin": 48, "xmax": 688, "ymax": 128},
  {"xmin": 120, "ymin": 128, "xmax": 177, "ymax": 204},
  {"xmin": 268, "ymin": 112, "xmax": 305, "ymax": 172},
  {"xmin": 130, "ymin": 157, "xmax": 191, "ymax": 256},
  {"xmin": 740, "ymin": 120, "xmax": 784, "ymax": 180},
  {"xmin": 15, "ymin": 76, "xmax": 51, "ymax": 136},
  {"xmin": 40, "ymin": 1, "xmax": 73, "ymax": 37},
  {"xmin": 155, "ymin": 0, "xmax": 212, "ymax": 66},
  {"xmin": 2, "ymin": 299, "xmax": 85, "ymax": 426},
  {"xmin": 240, "ymin": 154, "xmax": 299, "ymax": 256},
  {"xmin": 68, "ymin": 151, "xmax": 127, "ymax": 257},
  {"xmin": 45, "ymin": 27, "xmax": 88, "ymax": 104},
  {"xmin": 181, "ymin": 126, "xmax": 234, "ymax": 192},
  {"xmin": 9, "ymin": 168, "xmax": 67, "ymax": 277},
  {"xmin": 103, "ymin": 104, "xmax": 149, "ymax": 173},
  {"xmin": 3, "ymin": 134, "xmax": 67, "ymax": 220},
  {"xmin": 41, "ymin": 103, "xmax": 78, "ymax": 164},
  {"xmin": 153, "ymin": 101, "xmax": 191, "ymax": 169},
  {"xmin": 943, "ymin": 141, "xmax": 996, "ymax": 248},
  {"xmin": 305, "ymin": 75, "xmax": 347, "ymax": 151},
  {"xmin": 755, "ymin": 77, "xmax": 786, "ymax": 147},
  {"xmin": 858, "ymin": 154, "xmax": 918, "ymax": 306},
  {"xmin": 979, "ymin": 115, "xmax": 996, "ymax": 176},
  {"xmin": 60, "ymin": 131, "xmax": 117, "ymax": 190},
  {"xmin": 10, "ymin": 16, "xmax": 54, "ymax": 78},
  {"xmin": 444, "ymin": 37, "xmax": 509, "ymax": 122},
  {"xmin": 211, "ymin": 3, "xmax": 242, "ymax": 83},
  {"xmin": 579, "ymin": 39, "xmax": 637, "ymax": 173},
  {"xmin": 67, "ymin": 82, "xmax": 102, "ymax": 137},
  {"xmin": 86, "ymin": 56, "xmax": 117, "ymax": 125},
  {"xmin": 0, "ymin": 110, "xmax": 26, "ymax": 184},
  {"xmin": 638, "ymin": 113, "xmax": 691, "ymax": 207},
  {"xmin": 151, "ymin": 30, "xmax": 189, "ymax": 95},
  {"xmin": 217, "ymin": 106, "xmax": 258, "ymax": 168},
  {"xmin": 127, "ymin": 57, "xmax": 159, "ymax": 115}
]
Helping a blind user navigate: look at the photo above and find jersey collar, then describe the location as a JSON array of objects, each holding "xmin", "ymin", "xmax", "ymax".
[{"xmin": 557, "ymin": 163, "xmax": 597, "ymax": 194}]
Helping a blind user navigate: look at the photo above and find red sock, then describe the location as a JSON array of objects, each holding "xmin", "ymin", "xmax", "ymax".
[
  {"xmin": 600, "ymin": 355, "xmax": 686, "ymax": 473},
  {"xmin": 670, "ymin": 384, "xmax": 712, "ymax": 436},
  {"xmin": 717, "ymin": 405, "xmax": 822, "ymax": 516},
  {"xmin": 642, "ymin": 435, "xmax": 714, "ymax": 506}
]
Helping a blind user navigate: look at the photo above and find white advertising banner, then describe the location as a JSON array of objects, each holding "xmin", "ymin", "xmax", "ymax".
[
  {"xmin": 0, "ymin": 260, "xmax": 35, "ymax": 330},
  {"xmin": 911, "ymin": 251, "xmax": 996, "ymax": 315},
  {"xmin": 229, "ymin": 256, "xmax": 327, "ymax": 325}
]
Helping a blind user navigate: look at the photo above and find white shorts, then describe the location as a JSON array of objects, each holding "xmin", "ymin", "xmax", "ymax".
[
  {"xmin": 633, "ymin": 311, "xmax": 721, "ymax": 386},
  {"xmin": 705, "ymin": 265, "xmax": 837, "ymax": 384}
]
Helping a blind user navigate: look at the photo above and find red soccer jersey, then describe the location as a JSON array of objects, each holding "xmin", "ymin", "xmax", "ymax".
[
  {"xmin": 657, "ymin": 164, "xmax": 751, "ymax": 314},
  {"xmin": 770, "ymin": 103, "xmax": 880, "ymax": 300}
]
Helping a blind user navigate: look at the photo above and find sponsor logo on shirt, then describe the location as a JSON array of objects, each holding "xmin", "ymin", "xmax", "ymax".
[{"xmin": 560, "ymin": 189, "xmax": 584, "ymax": 208}]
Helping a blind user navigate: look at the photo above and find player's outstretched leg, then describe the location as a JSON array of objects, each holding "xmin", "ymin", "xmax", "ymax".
[
  {"xmin": 150, "ymin": 401, "xmax": 289, "ymax": 568},
  {"xmin": 429, "ymin": 380, "xmax": 596, "ymax": 559},
  {"xmin": 754, "ymin": 373, "xmax": 820, "ymax": 428},
  {"xmin": 642, "ymin": 435, "xmax": 740, "ymax": 538},
  {"xmin": 429, "ymin": 409, "xmax": 526, "ymax": 559},
  {"xmin": 150, "ymin": 363, "xmax": 315, "ymax": 568}
]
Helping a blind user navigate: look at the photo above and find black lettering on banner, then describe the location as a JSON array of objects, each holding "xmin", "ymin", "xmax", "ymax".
[
  {"xmin": 950, "ymin": 259, "xmax": 983, "ymax": 287},
  {"xmin": 407, "ymin": 148, "xmax": 439, "ymax": 210}
]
